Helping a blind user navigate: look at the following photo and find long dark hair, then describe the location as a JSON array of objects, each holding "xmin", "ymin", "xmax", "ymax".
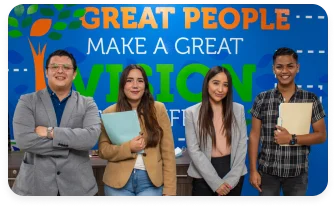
[
  {"xmin": 198, "ymin": 66, "xmax": 236, "ymax": 149},
  {"xmin": 116, "ymin": 64, "xmax": 163, "ymax": 147}
]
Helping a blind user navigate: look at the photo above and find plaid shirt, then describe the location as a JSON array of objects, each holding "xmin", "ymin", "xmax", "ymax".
[{"xmin": 250, "ymin": 86, "xmax": 325, "ymax": 177}]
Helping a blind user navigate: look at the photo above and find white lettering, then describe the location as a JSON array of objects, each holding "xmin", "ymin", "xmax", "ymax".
[
  {"xmin": 106, "ymin": 38, "xmax": 120, "ymax": 54},
  {"xmin": 153, "ymin": 37, "xmax": 168, "ymax": 54},
  {"xmin": 175, "ymin": 37, "xmax": 190, "ymax": 54},
  {"xmin": 87, "ymin": 38, "xmax": 105, "ymax": 55},
  {"xmin": 135, "ymin": 37, "xmax": 147, "ymax": 54}
]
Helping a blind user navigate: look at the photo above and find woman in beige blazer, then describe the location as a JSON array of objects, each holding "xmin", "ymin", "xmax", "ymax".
[{"xmin": 98, "ymin": 64, "xmax": 176, "ymax": 196}]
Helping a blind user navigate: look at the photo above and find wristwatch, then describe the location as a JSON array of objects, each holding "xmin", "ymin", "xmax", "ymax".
[
  {"xmin": 47, "ymin": 127, "xmax": 54, "ymax": 139},
  {"xmin": 289, "ymin": 134, "xmax": 297, "ymax": 145}
]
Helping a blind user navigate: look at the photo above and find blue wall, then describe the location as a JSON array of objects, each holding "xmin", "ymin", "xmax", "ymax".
[{"xmin": 8, "ymin": 4, "xmax": 328, "ymax": 196}]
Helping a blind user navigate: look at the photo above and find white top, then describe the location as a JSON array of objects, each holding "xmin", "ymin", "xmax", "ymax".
[{"xmin": 134, "ymin": 154, "xmax": 146, "ymax": 170}]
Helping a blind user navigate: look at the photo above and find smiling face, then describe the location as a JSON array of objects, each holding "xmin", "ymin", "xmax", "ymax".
[
  {"xmin": 208, "ymin": 72, "xmax": 229, "ymax": 105},
  {"xmin": 46, "ymin": 55, "xmax": 76, "ymax": 92},
  {"xmin": 273, "ymin": 55, "xmax": 299, "ymax": 87},
  {"xmin": 123, "ymin": 69, "xmax": 145, "ymax": 107}
]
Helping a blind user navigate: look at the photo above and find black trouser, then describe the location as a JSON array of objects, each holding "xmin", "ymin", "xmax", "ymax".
[
  {"xmin": 192, "ymin": 154, "xmax": 244, "ymax": 196},
  {"xmin": 259, "ymin": 171, "xmax": 308, "ymax": 196}
]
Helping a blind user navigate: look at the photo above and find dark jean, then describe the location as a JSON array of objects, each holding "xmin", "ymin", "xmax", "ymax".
[
  {"xmin": 259, "ymin": 171, "xmax": 308, "ymax": 196},
  {"xmin": 104, "ymin": 169, "xmax": 163, "ymax": 196},
  {"xmin": 192, "ymin": 154, "xmax": 245, "ymax": 196}
]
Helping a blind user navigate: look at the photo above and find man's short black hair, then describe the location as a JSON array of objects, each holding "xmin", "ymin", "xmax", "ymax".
[{"xmin": 273, "ymin": 47, "xmax": 298, "ymax": 63}]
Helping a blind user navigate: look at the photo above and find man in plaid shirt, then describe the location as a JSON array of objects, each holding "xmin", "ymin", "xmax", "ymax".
[{"xmin": 248, "ymin": 47, "xmax": 326, "ymax": 196}]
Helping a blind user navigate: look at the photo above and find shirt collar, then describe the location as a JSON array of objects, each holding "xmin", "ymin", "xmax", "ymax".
[
  {"xmin": 273, "ymin": 84, "xmax": 300, "ymax": 95},
  {"xmin": 47, "ymin": 85, "xmax": 72, "ymax": 98}
]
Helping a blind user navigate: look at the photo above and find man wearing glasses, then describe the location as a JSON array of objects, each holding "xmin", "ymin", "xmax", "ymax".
[{"xmin": 12, "ymin": 49, "xmax": 101, "ymax": 196}]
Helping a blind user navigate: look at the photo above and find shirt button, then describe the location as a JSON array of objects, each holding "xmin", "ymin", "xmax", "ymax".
[{"xmin": 57, "ymin": 171, "xmax": 61, "ymax": 175}]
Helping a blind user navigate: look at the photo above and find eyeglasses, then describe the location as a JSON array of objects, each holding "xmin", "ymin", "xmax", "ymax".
[{"xmin": 48, "ymin": 63, "xmax": 74, "ymax": 72}]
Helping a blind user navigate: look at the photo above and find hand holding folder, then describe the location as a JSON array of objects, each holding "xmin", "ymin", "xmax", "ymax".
[
  {"xmin": 101, "ymin": 110, "xmax": 141, "ymax": 145},
  {"xmin": 277, "ymin": 103, "xmax": 313, "ymax": 146}
]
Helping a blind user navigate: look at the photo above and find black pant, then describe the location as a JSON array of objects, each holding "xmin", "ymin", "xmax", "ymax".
[
  {"xmin": 192, "ymin": 154, "xmax": 244, "ymax": 196},
  {"xmin": 259, "ymin": 171, "xmax": 308, "ymax": 196}
]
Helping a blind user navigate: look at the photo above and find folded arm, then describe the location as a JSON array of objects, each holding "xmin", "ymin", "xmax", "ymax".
[
  {"xmin": 52, "ymin": 98, "xmax": 101, "ymax": 151},
  {"xmin": 13, "ymin": 95, "xmax": 69, "ymax": 156}
]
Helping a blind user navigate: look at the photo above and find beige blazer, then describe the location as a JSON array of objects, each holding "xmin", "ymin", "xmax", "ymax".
[{"xmin": 98, "ymin": 101, "xmax": 176, "ymax": 195}]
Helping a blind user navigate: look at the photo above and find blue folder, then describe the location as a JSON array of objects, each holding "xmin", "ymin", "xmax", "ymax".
[{"xmin": 101, "ymin": 110, "xmax": 141, "ymax": 145}]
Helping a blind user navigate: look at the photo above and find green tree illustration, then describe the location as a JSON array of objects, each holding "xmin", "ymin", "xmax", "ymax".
[{"xmin": 8, "ymin": 4, "xmax": 86, "ymax": 91}]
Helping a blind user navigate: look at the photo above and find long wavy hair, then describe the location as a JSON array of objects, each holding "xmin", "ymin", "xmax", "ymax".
[
  {"xmin": 198, "ymin": 66, "xmax": 236, "ymax": 149},
  {"xmin": 116, "ymin": 64, "xmax": 163, "ymax": 147}
]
